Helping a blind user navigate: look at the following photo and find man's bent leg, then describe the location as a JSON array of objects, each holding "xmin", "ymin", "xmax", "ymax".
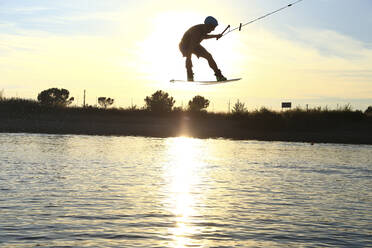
[
  {"xmin": 202, "ymin": 52, "xmax": 219, "ymax": 73},
  {"xmin": 186, "ymin": 56, "xmax": 194, "ymax": 81},
  {"xmin": 196, "ymin": 46, "xmax": 226, "ymax": 81}
]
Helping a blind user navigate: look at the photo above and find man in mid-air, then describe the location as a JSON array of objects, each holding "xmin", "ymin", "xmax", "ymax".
[{"xmin": 179, "ymin": 16, "xmax": 227, "ymax": 82}]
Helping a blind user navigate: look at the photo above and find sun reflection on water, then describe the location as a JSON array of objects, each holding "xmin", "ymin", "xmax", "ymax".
[{"xmin": 164, "ymin": 137, "xmax": 206, "ymax": 247}]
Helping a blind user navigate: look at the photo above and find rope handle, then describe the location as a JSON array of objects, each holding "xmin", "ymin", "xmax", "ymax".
[{"xmin": 217, "ymin": 25, "xmax": 230, "ymax": 40}]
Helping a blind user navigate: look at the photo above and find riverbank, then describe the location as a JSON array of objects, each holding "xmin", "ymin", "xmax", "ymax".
[
  {"xmin": 1, "ymin": 98, "xmax": 371, "ymax": 144},
  {"xmin": 2, "ymin": 118, "xmax": 371, "ymax": 145}
]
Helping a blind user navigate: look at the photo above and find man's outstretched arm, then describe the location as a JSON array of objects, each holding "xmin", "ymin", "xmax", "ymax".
[{"xmin": 204, "ymin": 34, "xmax": 223, "ymax": 40}]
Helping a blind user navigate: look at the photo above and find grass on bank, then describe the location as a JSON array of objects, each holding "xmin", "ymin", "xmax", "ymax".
[{"xmin": 1, "ymin": 97, "xmax": 371, "ymax": 132}]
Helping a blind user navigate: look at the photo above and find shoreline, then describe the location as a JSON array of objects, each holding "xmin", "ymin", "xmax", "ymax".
[
  {"xmin": 1, "ymin": 116, "xmax": 371, "ymax": 145},
  {"xmin": 1, "ymin": 98, "xmax": 371, "ymax": 145}
]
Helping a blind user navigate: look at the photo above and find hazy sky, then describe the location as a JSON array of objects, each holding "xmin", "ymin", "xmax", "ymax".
[{"xmin": 1, "ymin": 0, "xmax": 371, "ymax": 111}]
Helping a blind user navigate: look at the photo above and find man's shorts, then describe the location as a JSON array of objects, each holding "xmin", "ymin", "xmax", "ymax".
[{"xmin": 179, "ymin": 44, "xmax": 210, "ymax": 58}]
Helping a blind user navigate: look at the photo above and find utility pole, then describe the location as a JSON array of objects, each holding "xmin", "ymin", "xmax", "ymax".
[
  {"xmin": 228, "ymin": 100, "xmax": 231, "ymax": 113},
  {"xmin": 83, "ymin": 90, "xmax": 86, "ymax": 107}
]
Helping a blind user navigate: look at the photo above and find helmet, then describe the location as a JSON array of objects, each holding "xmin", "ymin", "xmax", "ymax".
[{"xmin": 204, "ymin": 16, "xmax": 218, "ymax": 27}]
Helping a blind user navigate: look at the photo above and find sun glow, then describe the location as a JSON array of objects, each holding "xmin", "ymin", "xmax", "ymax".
[{"xmin": 164, "ymin": 137, "xmax": 206, "ymax": 247}]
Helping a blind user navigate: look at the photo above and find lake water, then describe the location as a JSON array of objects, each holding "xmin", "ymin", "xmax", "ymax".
[{"xmin": 0, "ymin": 133, "xmax": 371, "ymax": 247}]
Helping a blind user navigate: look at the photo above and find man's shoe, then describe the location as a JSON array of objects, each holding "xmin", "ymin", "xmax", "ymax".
[
  {"xmin": 215, "ymin": 70, "xmax": 227, "ymax": 81},
  {"xmin": 187, "ymin": 72, "xmax": 194, "ymax": 82}
]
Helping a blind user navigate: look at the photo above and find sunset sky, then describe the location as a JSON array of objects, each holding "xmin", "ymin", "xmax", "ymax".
[{"xmin": 1, "ymin": 0, "xmax": 371, "ymax": 111}]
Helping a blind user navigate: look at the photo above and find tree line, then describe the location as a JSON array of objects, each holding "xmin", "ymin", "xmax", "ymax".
[
  {"xmin": 35, "ymin": 87, "xmax": 215, "ymax": 113},
  {"xmin": 2, "ymin": 87, "xmax": 372, "ymax": 116}
]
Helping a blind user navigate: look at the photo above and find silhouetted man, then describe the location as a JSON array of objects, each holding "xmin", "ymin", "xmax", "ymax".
[{"xmin": 179, "ymin": 16, "xmax": 227, "ymax": 82}]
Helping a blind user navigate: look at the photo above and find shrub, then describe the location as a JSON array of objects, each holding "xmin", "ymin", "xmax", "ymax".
[
  {"xmin": 232, "ymin": 99, "xmax": 247, "ymax": 114},
  {"xmin": 0, "ymin": 89, "xmax": 4, "ymax": 100},
  {"xmin": 188, "ymin": 95, "xmax": 210, "ymax": 112},
  {"xmin": 144, "ymin": 90, "xmax": 175, "ymax": 112},
  {"xmin": 365, "ymin": 106, "xmax": 372, "ymax": 116},
  {"xmin": 98, "ymin": 97, "xmax": 114, "ymax": 109},
  {"xmin": 37, "ymin": 88, "xmax": 74, "ymax": 106}
]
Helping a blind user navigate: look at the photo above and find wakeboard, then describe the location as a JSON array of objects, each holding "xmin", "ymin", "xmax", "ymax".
[{"xmin": 170, "ymin": 78, "xmax": 241, "ymax": 85}]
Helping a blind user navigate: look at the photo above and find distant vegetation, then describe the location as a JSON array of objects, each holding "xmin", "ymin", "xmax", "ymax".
[
  {"xmin": 1, "ymin": 92, "xmax": 370, "ymax": 124},
  {"xmin": 188, "ymin": 95, "xmax": 210, "ymax": 112},
  {"xmin": 144, "ymin": 90, "xmax": 175, "ymax": 113},
  {"xmin": 1, "ymin": 87, "xmax": 371, "ymax": 118},
  {"xmin": 1, "ymin": 88, "xmax": 371, "ymax": 144},
  {"xmin": 366, "ymin": 106, "xmax": 372, "ymax": 116},
  {"xmin": 37, "ymin": 88, "xmax": 74, "ymax": 106},
  {"xmin": 98, "ymin": 97, "xmax": 114, "ymax": 109},
  {"xmin": 232, "ymin": 99, "xmax": 248, "ymax": 114}
]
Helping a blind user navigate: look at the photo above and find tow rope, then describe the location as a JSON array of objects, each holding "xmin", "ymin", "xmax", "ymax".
[{"xmin": 218, "ymin": 0, "xmax": 305, "ymax": 39}]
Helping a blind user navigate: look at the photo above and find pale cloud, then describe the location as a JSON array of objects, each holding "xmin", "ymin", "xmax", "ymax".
[
  {"xmin": 28, "ymin": 11, "xmax": 123, "ymax": 24},
  {"xmin": 287, "ymin": 27, "xmax": 372, "ymax": 59},
  {"xmin": 11, "ymin": 7, "xmax": 55, "ymax": 13},
  {"xmin": 0, "ymin": 22, "xmax": 15, "ymax": 28},
  {"xmin": 0, "ymin": 6, "xmax": 54, "ymax": 14}
]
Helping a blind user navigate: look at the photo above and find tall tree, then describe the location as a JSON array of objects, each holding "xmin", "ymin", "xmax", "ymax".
[
  {"xmin": 37, "ymin": 88, "xmax": 74, "ymax": 106},
  {"xmin": 232, "ymin": 99, "xmax": 248, "ymax": 114},
  {"xmin": 98, "ymin": 97, "xmax": 114, "ymax": 109},
  {"xmin": 365, "ymin": 106, "xmax": 372, "ymax": 116},
  {"xmin": 144, "ymin": 90, "xmax": 175, "ymax": 112},
  {"xmin": 188, "ymin": 95, "xmax": 210, "ymax": 112}
]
